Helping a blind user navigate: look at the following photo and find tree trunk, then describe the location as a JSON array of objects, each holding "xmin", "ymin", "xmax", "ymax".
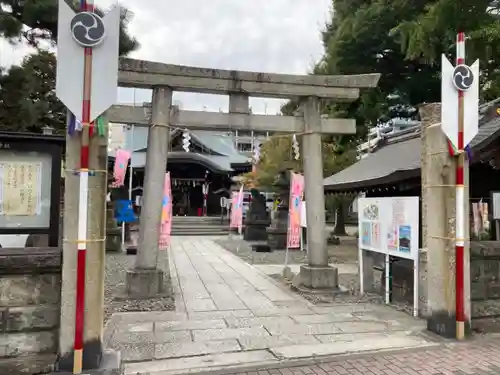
[{"xmin": 333, "ymin": 202, "xmax": 347, "ymax": 236}]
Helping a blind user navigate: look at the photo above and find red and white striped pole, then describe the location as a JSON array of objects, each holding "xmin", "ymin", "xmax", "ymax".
[
  {"xmin": 73, "ymin": 0, "xmax": 95, "ymax": 372},
  {"xmin": 455, "ymin": 31, "xmax": 466, "ymax": 341}
]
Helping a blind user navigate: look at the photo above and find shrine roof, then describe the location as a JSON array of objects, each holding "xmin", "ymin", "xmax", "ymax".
[
  {"xmin": 324, "ymin": 100, "xmax": 500, "ymax": 192},
  {"xmin": 118, "ymin": 127, "xmax": 249, "ymax": 172},
  {"xmin": 129, "ymin": 151, "xmax": 234, "ymax": 173}
]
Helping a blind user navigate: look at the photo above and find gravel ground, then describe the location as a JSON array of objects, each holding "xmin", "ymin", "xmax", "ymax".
[
  {"xmin": 214, "ymin": 236, "xmax": 359, "ymax": 265},
  {"xmin": 104, "ymin": 249, "xmax": 175, "ymax": 323}
]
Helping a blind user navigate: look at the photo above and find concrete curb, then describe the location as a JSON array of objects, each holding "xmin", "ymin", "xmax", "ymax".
[{"xmin": 139, "ymin": 343, "xmax": 442, "ymax": 375}]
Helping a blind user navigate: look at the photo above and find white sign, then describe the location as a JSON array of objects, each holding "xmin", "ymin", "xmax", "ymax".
[
  {"xmin": 220, "ymin": 197, "xmax": 231, "ymax": 208},
  {"xmin": 56, "ymin": 0, "xmax": 121, "ymax": 122},
  {"xmin": 357, "ymin": 197, "xmax": 420, "ymax": 316},
  {"xmin": 492, "ymin": 192, "xmax": 500, "ymax": 220},
  {"xmin": 441, "ymin": 55, "xmax": 479, "ymax": 149},
  {"xmin": 300, "ymin": 201, "xmax": 306, "ymax": 228}
]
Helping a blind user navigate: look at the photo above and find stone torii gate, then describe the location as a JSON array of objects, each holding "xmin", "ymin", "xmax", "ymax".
[{"xmin": 108, "ymin": 58, "xmax": 381, "ymax": 298}]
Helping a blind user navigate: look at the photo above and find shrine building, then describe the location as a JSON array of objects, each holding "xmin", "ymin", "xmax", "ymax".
[{"xmin": 110, "ymin": 127, "xmax": 267, "ymax": 216}]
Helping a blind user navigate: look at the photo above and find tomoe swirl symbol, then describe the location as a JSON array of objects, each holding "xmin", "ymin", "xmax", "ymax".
[
  {"xmin": 70, "ymin": 12, "xmax": 105, "ymax": 47},
  {"xmin": 452, "ymin": 64, "xmax": 474, "ymax": 91}
]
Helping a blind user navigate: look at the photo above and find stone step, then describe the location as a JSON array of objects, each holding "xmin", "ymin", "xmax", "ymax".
[
  {"xmin": 171, "ymin": 226, "xmax": 229, "ymax": 231},
  {"xmin": 171, "ymin": 231, "xmax": 229, "ymax": 236},
  {"xmin": 172, "ymin": 224, "xmax": 228, "ymax": 229}
]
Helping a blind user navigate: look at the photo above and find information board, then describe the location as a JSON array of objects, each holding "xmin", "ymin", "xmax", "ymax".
[
  {"xmin": 0, "ymin": 150, "xmax": 52, "ymax": 228},
  {"xmin": 357, "ymin": 196, "xmax": 420, "ymax": 316},
  {"xmin": 358, "ymin": 197, "xmax": 419, "ymax": 261}
]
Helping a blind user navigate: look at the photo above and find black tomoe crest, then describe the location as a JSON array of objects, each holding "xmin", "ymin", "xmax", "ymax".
[
  {"xmin": 70, "ymin": 12, "xmax": 105, "ymax": 47},
  {"xmin": 452, "ymin": 64, "xmax": 474, "ymax": 91}
]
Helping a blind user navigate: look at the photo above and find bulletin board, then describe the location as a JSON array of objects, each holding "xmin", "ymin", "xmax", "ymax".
[{"xmin": 357, "ymin": 196, "xmax": 420, "ymax": 316}]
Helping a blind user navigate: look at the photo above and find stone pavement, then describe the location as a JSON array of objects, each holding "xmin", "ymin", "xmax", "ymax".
[
  {"xmin": 104, "ymin": 237, "xmax": 439, "ymax": 375},
  {"xmin": 229, "ymin": 337, "xmax": 500, "ymax": 375}
]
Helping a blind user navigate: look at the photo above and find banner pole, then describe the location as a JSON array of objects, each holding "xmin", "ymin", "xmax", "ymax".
[{"xmin": 455, "ymin": 31, "xmax": 466, "ymax": 340}]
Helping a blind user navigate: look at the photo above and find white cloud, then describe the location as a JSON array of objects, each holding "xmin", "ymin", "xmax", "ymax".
[{"xmin": 1, "ymin": 0, "xmax": 331, "ymax": 114}]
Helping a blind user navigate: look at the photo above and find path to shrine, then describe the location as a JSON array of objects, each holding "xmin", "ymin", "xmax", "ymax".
[{"xmin": 105, "ymin": 237, "xmax": 441, "ymax": 375}]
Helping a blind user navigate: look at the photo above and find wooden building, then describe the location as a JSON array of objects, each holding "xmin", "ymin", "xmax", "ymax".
[
  {"xmin": 324, "ymin": 101, "xmax": 500, "ymax": 206},
  {"xmin": 110, "ymin": 128, "xmax": 252, "ymax": 216}
]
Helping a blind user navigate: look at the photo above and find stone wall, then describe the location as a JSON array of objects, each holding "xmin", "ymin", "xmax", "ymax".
[
  {"xmin": 0, "ymin": 247, "xmax": 61, "ymax": 373},
  {"xmin": 470, "ymin": 241, "xmax": 500, "ymax": 328},
  {"xmin": 366, "ymin": 241, "xmax": 500, "ymax": 330},
  {"xmin": 364, "ymin": 250, "xmax": 428, "ymax": 316}
]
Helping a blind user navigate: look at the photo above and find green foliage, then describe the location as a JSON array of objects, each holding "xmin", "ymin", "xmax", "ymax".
[
  {"xmin": 0, "ymin": 0, "xmax": 139, "ymax": 55},
  {"xmin": 317, "ymin": 0, "xmax": 441, "ymax": 135},
  {"xmin": 390, "ymin": 0, "xmax": 500, "ymax": 101},
  {"xmin": 289, "ymin": 0, "xmax": 500, "ymax": 141},
  {"xmin": 252, "ymin": 135, "xmax": 357, "ymax": 189},
  {"xmin": 0, "ymin": 0, "xmax": 140, "ymax": 132},
  {"xmin": 0, "ymin": 51, "xmax": 66, "ymax": 133}
]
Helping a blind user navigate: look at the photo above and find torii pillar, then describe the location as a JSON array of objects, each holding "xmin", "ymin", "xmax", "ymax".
[
  {"xmin": 298, "ymin": 96, "xmax": 337, "ymax": 290},
  {"xmin": 125, "ymin": 87, "xmax": 172, "ymax": 298},
  {"xmin": 421, "ymin": 103, "xmax": 472, "ymax": 338}
]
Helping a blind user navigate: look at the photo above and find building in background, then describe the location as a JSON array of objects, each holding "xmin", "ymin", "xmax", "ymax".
[{"xmin": 109, "ymin": 127, "xmax": 254, "ymax": 216}]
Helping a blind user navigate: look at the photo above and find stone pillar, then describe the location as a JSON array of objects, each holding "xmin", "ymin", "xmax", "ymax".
[
  {"xmin": 298, "ymin": 96, "xmax": 338, "ymax": 290},
  {"xmin": 421, "ymin": 103, "xmax": 471, "ymax": 338},
  {"xmin": 58, "ymin": 116, "xmax": 117, "ymax": 371},
  {"xmin": 126, "ymin": 87, "xmax": 172, "ymax": 298},
  {"xmin": 229, "ymin": 93, "xmax": 250, "ymax": 116}
]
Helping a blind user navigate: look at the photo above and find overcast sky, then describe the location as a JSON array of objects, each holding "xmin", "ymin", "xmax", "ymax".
[{"xmin": 0, "ymin": 0, "xmax": 332, "ymax": 114}]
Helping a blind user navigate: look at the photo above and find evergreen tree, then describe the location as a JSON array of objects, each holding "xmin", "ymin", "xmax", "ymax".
[{"xmin": 0, "ymin": 0, "xmax": 139, "ymax": 132}]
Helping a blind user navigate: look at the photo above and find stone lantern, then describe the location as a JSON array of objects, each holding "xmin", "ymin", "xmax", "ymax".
[{"xmin": 266, "ymin": 169, "xmax": 292, "ymax": 249}]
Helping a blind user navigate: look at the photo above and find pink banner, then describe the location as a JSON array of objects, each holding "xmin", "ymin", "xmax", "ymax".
[
  {"xmin": 112, "ymin": 149, "xmax": 131, "ymax": 187},
  {"xmin": 159, "ymin": 173, "xmax": 172, "ymax": 249},
  {"xmin": 287, "ymin": 172, "xmax": 304, "ymax": 249},
  {"xmin": 230, "ymin": 186, "xmax": 244, "ymax": 230}
]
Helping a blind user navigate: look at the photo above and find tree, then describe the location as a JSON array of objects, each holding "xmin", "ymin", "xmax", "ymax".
[
  {"xmin": 317, "ymin": 0, "xmax": 500, "ymax": 131},
  {"xmin": 0, "ymin": 0, "xmax": 139, "ymax": 132},
  {"xmin": 316, "ymin": 0, "xmax": 443, "ymax": 137},
  {"xmin": 390, "ymin": 0, "xmax": 500, "ymax": 101},
  {"xmin": 0, "ymin": 51, "xmax": 66, "ymax": 132},
  {"xmin": 245, "ymin": 135, "xmax": 357, "ymax": 234},
  {"xmin": 0, "ymin": 0, "xmax": 139, "ymax": 55}
]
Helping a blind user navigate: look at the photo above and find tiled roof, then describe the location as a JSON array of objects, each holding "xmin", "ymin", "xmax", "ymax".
[
  {"xmin": 110, "ymin": 127, "xmax": 250, "ymax": 172},
  {"xmin": 323, "ymin": 133, "xmax": 421, "ymax": 190},
  {"xmin": 129, "ymin": 151, "xmax": 234, "ymax": 173},
  {"xmin": 324, "ymin": 104, "xmax": 500, "ymax": 191}
]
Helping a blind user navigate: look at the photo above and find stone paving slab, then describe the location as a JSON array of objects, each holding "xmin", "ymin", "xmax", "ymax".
[
  {"xmin": 105, "ymin": 237, "xmax": 440, "ymax": 375},
  {"xmin": 155, "ymin": 340, "xmax": 241, "ymax": 359},
  {"xmin": 124, "ymin": 350, "xmax": 277, "ymax": 375},
  {"xmin": 156, "ymin": 319, "xmax": 226, "ymax": 331},
  {"xmin": 269, "ymin": 334, "xmax": 435, "ymax": 360},
  {"xmin": 238, "ymin": 334, "xmax": 321, "ymax": 350},
  {"xmin": 224, "ymin": 316, "xmax": 296, "ymax": 329},
  {"xmin": 192, "ymin": 327, "xmax": 271, "ymax": 341},
  {"xmin": 188, "ymin": 309, "xmax": 254, "ymax": 320}
]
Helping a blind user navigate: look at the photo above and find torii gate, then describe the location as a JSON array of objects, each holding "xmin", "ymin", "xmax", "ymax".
[
  {"xmin": 109, "ymin": 59, "xmax": 380, "ymax": 298},
  {"xmin": 58, "ymin": 56, "xmax": 379, "ymax": 372}
]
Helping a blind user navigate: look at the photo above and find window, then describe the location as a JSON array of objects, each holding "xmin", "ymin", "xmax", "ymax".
[{"xmin": 237, "ymin": 142, "xmax": 252, "ymax": 152}]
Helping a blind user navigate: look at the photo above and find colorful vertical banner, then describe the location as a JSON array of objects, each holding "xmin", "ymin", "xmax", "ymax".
[
  {"xmin": 229, "ymin": 186, "xmax": 244, "ymax": 230},
  {"xmin": 112, "ymin": 149, "xmax": 131, "ymax": 187},
  {"xmin": 287, "ymin": 172, "xmax": 304, "ymax": 249},
  {"xmin": 159, "ymin": 172, "xmax": 172, "ymax": 249}
]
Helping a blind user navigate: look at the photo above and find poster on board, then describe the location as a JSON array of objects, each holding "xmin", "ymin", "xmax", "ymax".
[{"xmin": 357, "ymin": 197, "xmax": 419, "ymax": 261}]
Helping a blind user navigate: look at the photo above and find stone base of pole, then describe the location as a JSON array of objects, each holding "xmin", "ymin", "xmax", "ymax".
[
  {"xmin": 55, "ymin": 348, "xmax": 122, "ymax": 375},
  {"xmin": 296, "ymin": 265, "xmax": 347, "ymax": 294},
  {"xmin": 125, "ymin": 268, "xmax": 165, "ymax": 298}
]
